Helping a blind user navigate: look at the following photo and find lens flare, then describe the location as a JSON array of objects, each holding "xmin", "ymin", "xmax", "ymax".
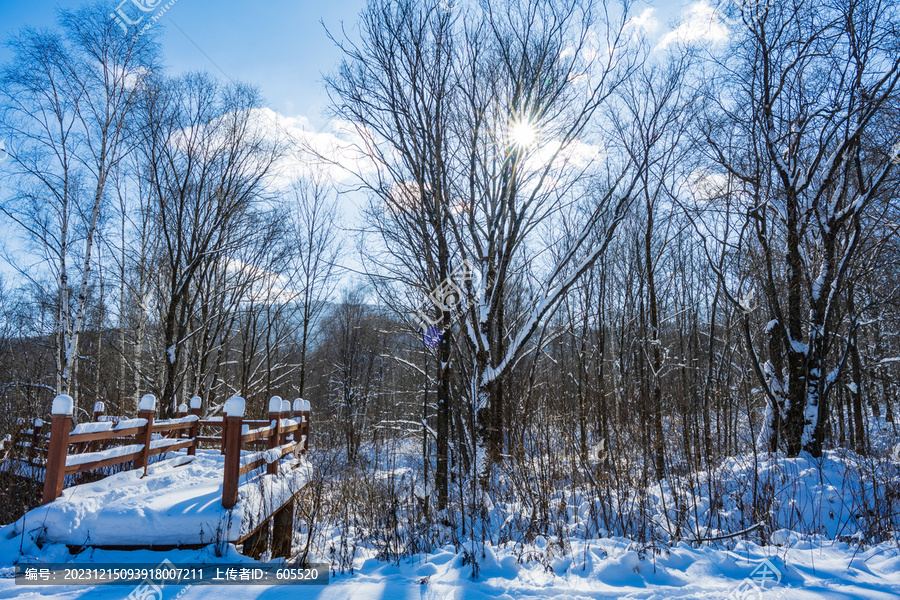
[{"xmin": 510, "ymin": 120, "xmax": 537, "ymax": 148}]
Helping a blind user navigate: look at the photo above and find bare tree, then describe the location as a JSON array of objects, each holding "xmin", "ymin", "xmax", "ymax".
[
  {"xmin": 324, "ymin": 0, "xmax": 457, "ymax": 507},
  {"xmin": 135, "ymin": 72, "xmax": 282, "ymax": 416},
  {"xmin": 449, "ymin": 0, "xmax": 645, "ymax": 475},
  {"xmin": 282, "ymin": 176, "xmax": 343, "ymax": 398},
  {"xmin": 699, "ymin": 0, "xmax": 900, "ymax": 456},
  {"xmin": 0, "ymin": 3, "xmax": 158, "ymax": 410}
]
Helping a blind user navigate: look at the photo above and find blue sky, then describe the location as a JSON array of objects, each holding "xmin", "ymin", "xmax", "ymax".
[
  {"xmin": 0, "ymin": 0, "xmax": 369, "ymax": 128},
  {"xmin": 0, "ymin": 0, "xmax": 724, "ymax": 280},
  {"xmin": 0, "ymin": 0, "xmax": 713, "ymax": 129}
]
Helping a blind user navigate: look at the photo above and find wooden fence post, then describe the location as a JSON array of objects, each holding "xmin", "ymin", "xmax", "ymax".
[
  {"xmin": 93, "ymin": 401, "xmax": 104, "ymax": 422},
  {"xmin": 188, "ymin": 396, "xmax": 201, "ymax": 455},
  {"xmin": 41, "ymin": 395, "xmax": 73, "ymax": 505},
  {"xmin": 271, "ymin": 498, "xmax": 295, "ymax": 558},
  {"xmin": 222, "ymin": 396, "xmax": 244, "ymax": 508},
  {"xmin": 267, "ymin": 396, "xmax": 282, "ymax": 476},
  {"xmin": 301, "ymin": 399, "xmax": 310, "ymax": 455},
  {"xmin": 133, "ymin": 394, "xmax": 156, "ymax": 476},
  {"xmin": 280, "ymin": 399, "xmax": 291, "ymax": 445},
  {"xmin": 29, "ymin": 418, "xmax": 44, "ymax": 464},
  {"xmin": 176, "ymin": 403, "xmax": 187, "ymax": 439}
]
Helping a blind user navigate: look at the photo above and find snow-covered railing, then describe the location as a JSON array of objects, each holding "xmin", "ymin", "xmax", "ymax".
[
  {"xmin": 36, "ymin": 393, "xmax": 311, "ymax": 509},
  {"xmin": 41, "ymin": 394, "xmax": 200, "ymax": 505},
  {"xmin": 220, "ymin": 395, "xmax": 310, "ymax": 508}
]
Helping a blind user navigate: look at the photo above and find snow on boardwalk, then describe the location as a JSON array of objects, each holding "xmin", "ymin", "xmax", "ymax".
[{"xmin": 13, "ymin": 450, "xmax": 310, "ymax": 547}]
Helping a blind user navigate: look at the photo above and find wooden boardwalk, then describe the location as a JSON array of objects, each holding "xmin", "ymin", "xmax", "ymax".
[{"xmin": 1, "ymin": 394, "xmax": 311, "ymax": 558}]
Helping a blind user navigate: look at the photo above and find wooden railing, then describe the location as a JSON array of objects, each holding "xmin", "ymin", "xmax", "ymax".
[{"xmin": 24, "ymin": 393, "xmax": 311, "ymax": 508}]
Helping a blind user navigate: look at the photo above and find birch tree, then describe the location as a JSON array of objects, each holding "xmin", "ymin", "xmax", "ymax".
[{"xmin": 0, "ymin": 3, "xmax": 158, "ymax": 410}]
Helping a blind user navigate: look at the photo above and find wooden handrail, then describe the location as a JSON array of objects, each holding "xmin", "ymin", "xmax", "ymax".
[
  {"xmin": 67, "ymin": 427, "xmax": 143, "ymax": 444},
  {"xmin": 34, "ymin": 393, "xmax": 311, "ymax": 509}
]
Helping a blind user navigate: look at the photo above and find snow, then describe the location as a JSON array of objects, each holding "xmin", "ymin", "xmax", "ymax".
[
  {"xmin": 114, "ymin": 418, "xmax": 148, "ymax": 430},
  {"xmin": 8, "ymin": 450, "xmax": 310, "ymax": 547},
  {"xmin": 93, "ymin": 401, "xmax": 104, "ymax": 413},
  {"xmin": 280, "ymin": 400, "xmax": 290, "ymax": 413},
  {"xmin": 224, "ymin": 397, "xmax": 245, "ymax": 417},
  {"xmin": 150, "ymin": 438, "xmax": 188, "ymax": 451},
  {"xmin": 138, "ymin": 394, "xmax": 156, "ymax": 411},
  {"xmin": 292, "ymin": 398, "xmax": 303, "ymax": 412},
  {"xmin": 70, "ymin": 421, "xmax": 114, "ymax": 435},
  {"xmin": 65, "ymin": 443, "xmax": 144, "ymax": 467},
  {"xmin": 1, "ymin": 445, "xmax": 899, "ymax": 599},
  {"xmin": 155, "ymin": 415, "xmax": 199, "ymax": 425},
  {"xmin": 167, "ymin": 344, "xmax": 176, "ymax": 364},
  {"xmin": 4, "ymin": 410, "xmax": 899, "ymax": 600},
  {"xmin": 0, "ymin": 532, "xmax": 898, "ymax": 599},
  {"xmin": 178, "ymin": 403, "xmax": 188, "ymax": 413},
  {"xmin": 51, "ymin": 395, "xmax": 73, "ymax": 415},
  {"xmin": 241, "ymin": 443, "xmax": 297, "ymax": 468},
  {"xmin": 190, "ymin": 396, "xmax": 202, "ymax": 409},
  {"xmin": 268, "ymin": 396, "xmax": 283, "ymax": 413},
  {"xmin": 788, "ymin": 335, "xmax": 808, "ymax": 354}
]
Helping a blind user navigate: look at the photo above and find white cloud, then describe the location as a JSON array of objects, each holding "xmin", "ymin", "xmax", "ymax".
[
  {"xmin": 628, "ymin": 8, "xmax": 660, "ymax": 35},
  {"xmin": 688, "ymin": 167, "xmax": 729, "ymax": 200},
  {"xmin": 658, "ymin": 1, "xmax": 729, "ymax": 48},
  {"xmin": 244, "ymin": 107, "xmax": 379, "ymax": 190}
]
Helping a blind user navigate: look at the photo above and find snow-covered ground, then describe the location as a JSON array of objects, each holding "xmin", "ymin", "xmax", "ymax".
[
  {"xmin": 1, "ymin": 428, "xmax": 898, "ymax": 598},
  {"xmin": 0, "ymin": 534, "xmax": 898, "ymax": 599}
]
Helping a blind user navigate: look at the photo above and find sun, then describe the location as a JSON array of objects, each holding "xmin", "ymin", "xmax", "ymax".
[{"xmin": 510, "ymin": 120, "xmax": 537, "ymax": 148}]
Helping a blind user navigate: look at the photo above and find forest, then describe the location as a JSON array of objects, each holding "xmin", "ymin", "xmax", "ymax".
[{"xmin": 0, "ymin": 0, "xmax": 898, "ymax": 589}]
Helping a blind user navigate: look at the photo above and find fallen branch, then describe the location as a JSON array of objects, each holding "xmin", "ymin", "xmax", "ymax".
[{"xmin": 691, "ymin": 522, "xmax": 765, "ymax": 544}]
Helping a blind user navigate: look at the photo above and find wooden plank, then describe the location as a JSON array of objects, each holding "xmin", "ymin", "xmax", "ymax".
[
  {"xmin": 238, "ymin": 457, "xmax": 266, "ymax": 476},
  {"xmin": 222, "ymin": 414, "xmax": 242, "ymax": 508},
  {"xmin": 188, "ymin": 406, "xmax": 201, "ymax": 456},
  {"xmin": 67, "ymin": 542, "xmax": 209, "ymax": 552},
  {"xmin": 198, "ymin": 419, "xmax": 267, "ymax": 427},
  {"xmin": 65, "ymin": 449, "xmax": 143, "ymax": 475},
  {"xmin": 150, "ymin": 421, "xmax": 194, "ymax": 434},
  {"xmin": 195, "ymin": 436, "xmax": 222, "ymax": 444},
  {"xmin": 238, "ymin": 442, "xmax": 298, "ymax": 476},
  {"xmin": 241, "ymin": 522, "xmax": 269, "ymax": 559},
  {"xmin": 241, "ymin": 426, "xmax": 274, "ymax": 444},
  {"xmin": 67, "ymin": 427, "xmax": 142, "ymax": 444},
  {"xmin": 267, "ymin": 411, "xmax": 281, "ymax": 476},
  {"xmin": 65, "ymin": 437, "xmax": 194, "ymax": 475},
  {"xmin": 148, "ymin": 439, "xmax": 195, "ymax": 456},
  {"xmin": 133, "ymin": 409, "xmax": 155, "ymax": 475}
]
